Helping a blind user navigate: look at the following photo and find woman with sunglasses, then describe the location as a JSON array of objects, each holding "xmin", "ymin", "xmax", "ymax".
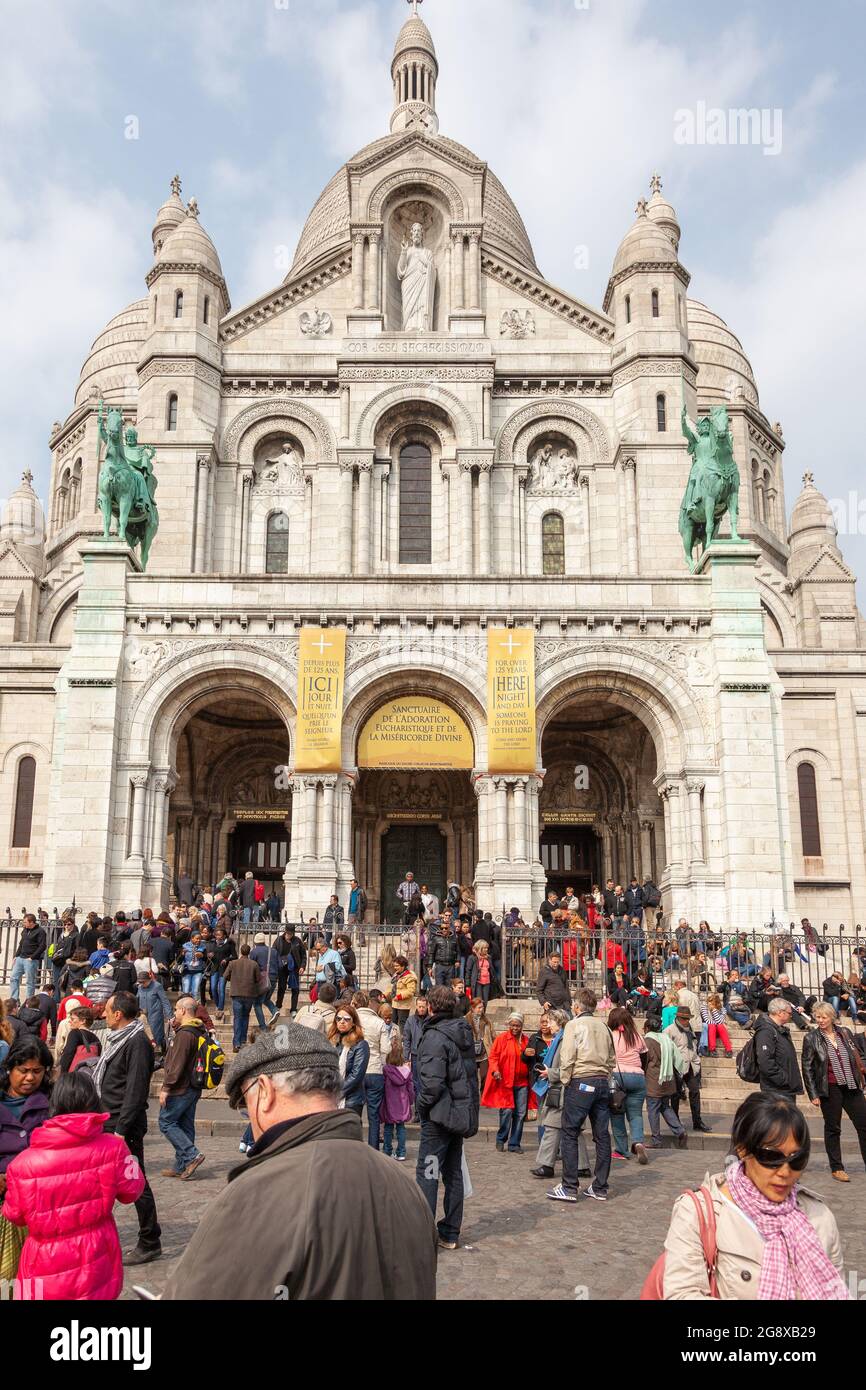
[
  {"xmin": 661, "ymin": 1092, "xmax": 848, "ymax": 1300},
  {"xmin": 802, "ymin": 1001, "xmax": 866, "ymax": 1183},
  {"xmin": 328, "ymin": 1004, "xmax": 369, "ymax": 1115}
]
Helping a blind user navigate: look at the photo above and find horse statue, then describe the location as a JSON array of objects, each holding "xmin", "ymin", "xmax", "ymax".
[
  {"xmin": 679, "ymin": 402, "xmax": 741, "ymax": 571},
  {"xmin": 97, "ymin": 402, "xmax": 159, "ymax": 569}
]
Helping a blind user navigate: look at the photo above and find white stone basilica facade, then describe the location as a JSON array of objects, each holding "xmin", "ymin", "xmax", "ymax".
[{"xmin": 1, "ymin": 7, "xmax": 864, "ymax": 927}]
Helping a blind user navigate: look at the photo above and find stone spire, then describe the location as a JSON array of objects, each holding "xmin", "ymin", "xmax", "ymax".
[
  {"xmin": 390, "ymin": 0, "xmax": 439, "ymax": 135},
  {"xmin": 646, "ymin": 172, "xmax": 682, "ymax": 252},
  {"xmin": 151, "ymin": 175, "xmax": 187, "ymax": 255}
]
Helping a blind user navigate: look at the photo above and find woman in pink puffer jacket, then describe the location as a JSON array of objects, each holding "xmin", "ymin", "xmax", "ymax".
[{"xmin": 2, "ymin": 1071, "xmax": 145, "ymax": 1300}]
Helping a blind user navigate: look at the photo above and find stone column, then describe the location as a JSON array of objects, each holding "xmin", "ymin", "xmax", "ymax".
[
  {"xmin": 468, "ymin": 231, "xmax": 481, "ymax": 310},
  {"xmin": 482, "ymin": 386, "xmax": 492, "ymax": 441},
  {"xmin": 352, "ymin": 233, "xmax": 365, "ymax": 310},
  {"xmin": 623, "ymin": 456, "xmax": 639, "ymax": 576},
  {"xmin": 340, "ymin": 775, "xmax": 355, "ymax": 866},
  {"xmin": 579, "ymin": 473, "xmax": 592, "ymax": 574},
  {"xmin": 321, "ymin": 777, "xmax": 336, "ymax": 864},
  {"xmin": 513, "ymin": 778, "xmax": 528, "ymax": 861},
  {"xmin": 303, "ymin": 475, "xmax": 314, "ymax": 569},
  {"xmin": 239, "ymin": 471, "xmax": 253, "ymax": 573},
  {"xmin": 459, "ymin": 463, "xmax": 474, "ymax": 572},
  {"xmin": 339, "ymin": 464, "xmax": 354, "ymax": 574},
  {"xmin": 687, "ymin": 779, "xmax": 705, "ymax": 864},
  {"xmin": 194, "ymin": 455, "xmax": 211, "ymax": 573},
  {"xmin": 495, "ymin": 779, "xmax": 509, "ymax": 861},
  {"xmin": 667, "ymin": 783, "xmax": 685, "ymax": 869},
  {"xmin": 366, "ymin": 230, "xmax": 381, "ymax": 312},
  {"xmin": 356, "ymin": 461, "xmax": 372, "ymax": 575},
  {"xmin": 289, "ymin": 781, "xmax": 302, "ymax": 863},
  {"xmin": 639, "ymin": 818, "xmax": 654, "ymax": 882},
  {"xmin": 661, "ymin": 790, "xmax": 673, "ymax": 876},
  {"xmin": 303, "ymin": 778, "xmax": 318, "ymax": 860},
  {"xmin": 150, "ymin": 774, "xmax": 175, "ymax": 870},
  {"xmin": 340, "ymin": 385, "xmax": 350, "ymax": 442},
  {"xmin": 514, "ymin": 468, "xmax": 528, "ymax": 573},
  {"xmin": 477, "ymin": 464, "xmax": 491, "ymax": 574},
  {"xmin": 451, "ymin": 231, "xmax": 464, "ymax": 310},
  {"xmin": 128, "ymin": 774, "xmax": 149, "ymax": 864}
]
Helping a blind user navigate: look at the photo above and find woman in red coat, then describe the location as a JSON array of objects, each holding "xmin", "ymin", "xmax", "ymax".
[
  {"xmin": 3, "ymin": 1070, "xmax": 145, "ymax": 1300},
  {"xmin": 481, "ymin": 1013, "xmax": 537, "ymax": 1153}
]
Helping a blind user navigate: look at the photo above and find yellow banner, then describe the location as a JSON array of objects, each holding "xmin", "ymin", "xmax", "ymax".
[
  {"xmin": 295, "ymin": 627, "xmax": 346, "ymax": 772},
  {"xmin": 358, "ymin": 696, "xmax": 474, "ymax": 769},
  {"xmin": 487, "ymin": 627, "xmax": 536, "ymax": 773}
]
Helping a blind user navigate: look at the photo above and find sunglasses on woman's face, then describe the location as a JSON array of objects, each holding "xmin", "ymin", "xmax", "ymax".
[
  {"xmin": 336, "ymin": 1015, "xmax": 353, "ymax": 1024},
  {"xmin": 752, "ymin": 1145, "xmax": 809, "ymax": 1171}
]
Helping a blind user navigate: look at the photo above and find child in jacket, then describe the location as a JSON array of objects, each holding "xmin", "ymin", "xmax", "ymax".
[
  {"xmin": 2, "ymin": 1071, "xmax": 144, "ymax": 1300},
  {"xmin": 382, "ymin": 1036, "xmax": 414, "ymax": 1160}
]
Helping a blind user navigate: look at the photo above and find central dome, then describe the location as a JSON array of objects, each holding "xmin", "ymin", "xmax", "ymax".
[{"xmin": 290, "ymin": 133, "xmax": 538, "ymax": 280}]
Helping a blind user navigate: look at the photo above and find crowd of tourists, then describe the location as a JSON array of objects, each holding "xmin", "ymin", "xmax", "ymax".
[{"xmin": 1, "ymin": 869, "xmax": 864, "ymax": 1302}]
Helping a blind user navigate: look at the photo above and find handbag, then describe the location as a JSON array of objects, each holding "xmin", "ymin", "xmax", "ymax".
[{"xmin": 608, "ymin": 1070, "xmax": 627, "ymax": 1115}]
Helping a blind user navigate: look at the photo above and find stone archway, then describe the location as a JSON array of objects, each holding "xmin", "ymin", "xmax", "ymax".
[{"xmin": 116, "ymin": 659, "xmax": 296, "ymax": 911}]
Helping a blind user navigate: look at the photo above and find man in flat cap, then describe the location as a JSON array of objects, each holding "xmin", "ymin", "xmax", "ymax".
[{"xmin": 160, "ymin": 1022, "xmax": 437, "ymax": 1301}]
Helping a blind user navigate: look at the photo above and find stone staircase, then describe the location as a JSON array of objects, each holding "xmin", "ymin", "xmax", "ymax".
[{"xmin": 149, "ymin": 998, "xmax": 863, "ymax": 1158}]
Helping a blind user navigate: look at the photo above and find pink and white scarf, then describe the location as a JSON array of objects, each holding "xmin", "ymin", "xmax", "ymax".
[{"xmin": 727, "ymin": 1161, "xmax": 849, "ymax": 1300}]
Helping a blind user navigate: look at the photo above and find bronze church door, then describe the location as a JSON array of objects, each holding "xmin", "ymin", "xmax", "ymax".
[{"xmin": 380, "ymin": 824, "xmax": 446, "ymax": 923}]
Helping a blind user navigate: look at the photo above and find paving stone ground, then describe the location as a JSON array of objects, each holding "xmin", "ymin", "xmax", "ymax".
[{"xmin": 119, "ymin": 1119, "xmax": 866, "ymax": 1301}]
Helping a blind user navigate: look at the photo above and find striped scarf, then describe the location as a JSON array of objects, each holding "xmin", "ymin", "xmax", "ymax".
[
  {"xmin": 726, "ymin": 1161, "xmax": 849, "ymax": 1300},
  {"xmin": 92, "ymin": 1018, "xmax": 146, "ymax": 1097}
]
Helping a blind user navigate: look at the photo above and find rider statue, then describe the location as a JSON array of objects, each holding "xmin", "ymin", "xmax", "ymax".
[
  {"xmin": 97, "ymin": 400, "xmax": 160, "ymax": 569},
  {"xmin": 679, "ymin": 399, "xmax": 741, "ymax": 571}
]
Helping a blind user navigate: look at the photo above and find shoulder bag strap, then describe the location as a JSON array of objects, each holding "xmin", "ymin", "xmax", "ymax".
[{"xmin": 684, "ymin": 1187, "xmax": 719, "ymax": 1298}]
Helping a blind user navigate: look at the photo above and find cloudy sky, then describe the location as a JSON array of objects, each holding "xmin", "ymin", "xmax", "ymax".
[{"xmin": 2, "ymin": 0, "xmax": 864, "ymax": 596}]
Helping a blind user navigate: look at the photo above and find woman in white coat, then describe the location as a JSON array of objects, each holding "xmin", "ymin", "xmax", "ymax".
[{"xmin": 661, "ymin": 1093, "xmax": 848, "ymax": 1300}]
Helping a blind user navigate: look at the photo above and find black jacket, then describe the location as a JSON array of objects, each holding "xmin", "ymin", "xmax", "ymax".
[
  {"xmin": 802, "ymin": 1027, "xmax": 864, "ymax": 1101},
  {"xmin": 14, "ymin": 924, "xmax": 46, "ymax": 961},
  {"xmin": 427, "ymin": 931, "xmax": 459, "ymax": 968},
  {"xmin": 747, "ymin": 976, "xmax": 778, "ymax": 1012},
  {"xmin": 539, "ymin": 898, "xmax": 559, "ymax": 924},
  {"xmin": 416, "ymin": 1015, "xmax": 480, "ymax": 1137},
  {"xmin": 753, "ymin": 1014, "xmax": 803, "ymax": 1095},
  {"xmin": 111, "ymin": 959, "xmax": 138, "ymax": 994},
  {"xmin": 52, "ymin": 929, "xmax": 80, "ymax": 965},
  {"xmin": 98, "ymin": 1027, "xmax": 155, "ymax": 1140},
  {"xmin": 778, "ymin": 982, "xmax": 809, "ymax": 1012},
  {"xmin": 276, "ymin": 935, "xmax": 306, "ymax": 972},
  {"xmin": 536, "ymin": 963, "xmax": 570, "ymax": 1009},
  {"xmin": 823, "ymin": 977, "xmax": 853, "ymax": 1003}
]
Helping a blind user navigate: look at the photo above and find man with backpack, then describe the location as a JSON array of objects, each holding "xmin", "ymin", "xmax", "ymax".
[
  {"xmin": 415, "ymin": 984, "xmax": 480, "ymax": 1251},
  {"xmin": 224, "ymin": 944, "xmax": 263, "ymax": 1053},
  {"xmin": 752, "ymin": 998, "xmax": 804, "ymax": 1103},
  {"xmin": 158, "ymin": 994, "xmax": 208, "ymax": 1179}
]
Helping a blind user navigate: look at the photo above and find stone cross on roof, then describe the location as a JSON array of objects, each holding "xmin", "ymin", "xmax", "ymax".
[
  {"xmin": 170, "ymin": 173, "xmax": 182, "ymax": 196},
  {"xmin": 803, "ymin": 471, "xmax": 814, "ymax": 486},
  {"xmin": 22, "ymin": 469, "xmax": 33, "ymax": 487},
  {"xmin": 406, "ymin": 0, "xmax": 423, "ymax": 13},
  {"xmin": 650, "ymin": 172, "xmax": 662, "ymax": 194}
]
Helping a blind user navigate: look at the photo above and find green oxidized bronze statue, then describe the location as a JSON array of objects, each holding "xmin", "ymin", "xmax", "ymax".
[
  {"xmin": 97, "ymin": 401, "xmax": 159, "ymax": 569},
  {"xmin": 679, "ymin": 400, "xmax": 741, "ymax": 571}
]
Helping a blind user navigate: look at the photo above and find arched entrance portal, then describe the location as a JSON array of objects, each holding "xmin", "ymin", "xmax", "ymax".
[
  {"xmin": 167, "ymin": 693, "xmax": 291, "ymax": 903},
  {"xmin": 353, "ymin": 694, "xmax": 477, "ymax": 921},
  {"xmin": 540, "ymin": 693, "xmax": 664, "ymax": 895}
]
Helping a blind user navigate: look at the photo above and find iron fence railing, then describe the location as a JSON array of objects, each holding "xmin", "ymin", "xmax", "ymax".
[
  {"xmin": 502, "ymin": 923, "xmax": 866, "ymax": 1003},
  {"xmin": 2, "ymin": 911, "xmax": 864, "ymax": 1011}
]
